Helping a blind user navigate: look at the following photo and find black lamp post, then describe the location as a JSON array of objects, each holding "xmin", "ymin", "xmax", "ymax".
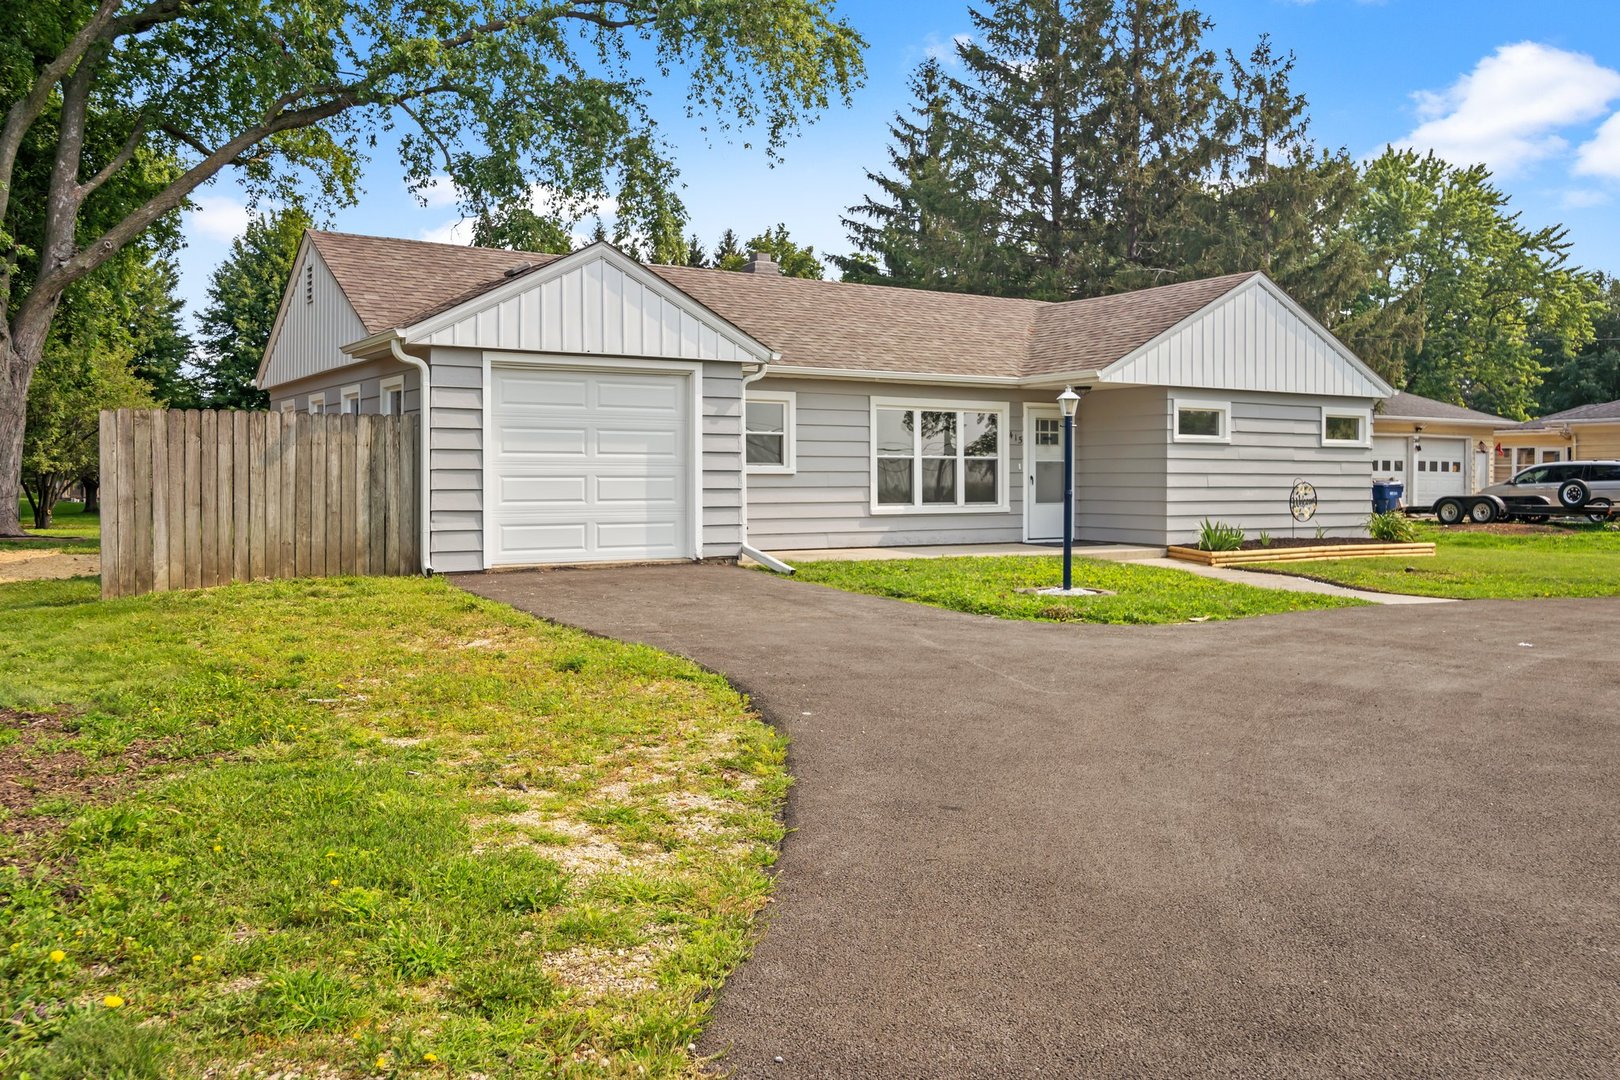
[{"xmin": 1058, "ymin": 385, "xmax": 1080, "ymax": 591}]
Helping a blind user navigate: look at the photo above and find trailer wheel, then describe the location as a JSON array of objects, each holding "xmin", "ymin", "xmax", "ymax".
[
  {"xmin": 1468, "ymin": 498, "xmax": 1497, "ymax": 524},
  {"xmin": 1585, "ymin": 498, "xmax": 1612, "ymax": 525},
  {"xmin": 1558, "ymin": 478, "xmax": 1591, "ymax": 509},
  {"xmin": 1434, "ymin": 498, "xmax": 1464, "ymax": 525}
]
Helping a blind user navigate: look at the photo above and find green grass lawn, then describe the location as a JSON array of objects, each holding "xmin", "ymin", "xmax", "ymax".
[
  {"xmin": 0, "ymin": 575, "xmax": 786, "ymax": 1078},
  {"xmin": 4, "ymin": 499, "xmax": 100, "ymax": 552},
  {"xmin": 788, "ymin": 554, "xmax": 1364, "ymax": 624},
  {"xmin": 1252, "ymin": 523, "xmax": 1620, "ymax": 600}
]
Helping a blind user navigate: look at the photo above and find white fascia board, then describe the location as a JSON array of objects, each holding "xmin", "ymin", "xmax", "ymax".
[{"xmin": 398, "ymin": 240, "xmax": 776, "ymax": 363}]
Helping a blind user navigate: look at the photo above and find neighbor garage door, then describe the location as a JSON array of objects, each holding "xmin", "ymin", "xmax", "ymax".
[
  {"xmin": 488, "ymin": 365, "xmax": 691, "ymax": 565},
  {"xmin": 1412, "ymin": 436, "xmax": 1468, "ymax": 509}
]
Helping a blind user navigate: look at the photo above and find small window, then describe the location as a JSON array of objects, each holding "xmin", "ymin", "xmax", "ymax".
[
  {"xmin": 1173, "ymin": 400, "xmax": 1230, "ymax": 443},
  {"xmin": 340, "ymin": 385, "xmax": 361, "ymax": 415},
  {"xmin": 745, "ymin": 391, "xmax": 796, "ymax": 473},
  {"xmin": 380, "ymin": 375, "xmax": 405, "ymax": 416},
  {"xmin": 1321, "ymin": 409, "xmax": 1368, "ymax": 446},
  {"xmin": 307, "ymin": 392, "xmax": 325, "ymax": 415},
  {"xmin": 279, "ymin": 399, "xmax": 296, "ymax": 415},
  {"xmin": 1034, "ymin": 417, "xmax": 1061, "ymax": 446}
]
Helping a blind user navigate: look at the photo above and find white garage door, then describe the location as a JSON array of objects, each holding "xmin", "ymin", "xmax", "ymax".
[
  {"xmin": 1413, "ymin": 436, "xmax": 1468, "ymax": 508},
  {"xmin": 1372, "ymin": 436, "xmax": 1407, "ymax": 483},
  {"xmin": 489, "ymin": 365, "xmax": 691, "ymax": 565}
]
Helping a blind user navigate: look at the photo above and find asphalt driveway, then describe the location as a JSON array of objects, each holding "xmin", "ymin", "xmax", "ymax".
[{"xmin": 457, "ymin": 565, "xmax": 1620, "ymax": 1079}]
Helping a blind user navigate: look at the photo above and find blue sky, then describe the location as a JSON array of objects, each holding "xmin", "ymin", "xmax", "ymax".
[{"xmin": 178, "ymin": 0, "xmax": 1620, "ymax": 328}]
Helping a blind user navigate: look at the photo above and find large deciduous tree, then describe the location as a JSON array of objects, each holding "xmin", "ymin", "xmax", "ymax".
[
  {"xmin": 1538, "ymin": 274, "xmax": 1620, "ymax": 413},
  {"xmin": 1350, "ymin": 150, "xmax": 1599, "ymax": 418},
  {"xmin": 0, "ymin": 0, "xmax": 864, "ymax": 536}
]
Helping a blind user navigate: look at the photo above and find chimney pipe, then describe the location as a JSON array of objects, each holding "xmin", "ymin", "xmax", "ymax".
[{"xmin": 742, "ymin": 250, "xmax": 780, "ymax": 275}]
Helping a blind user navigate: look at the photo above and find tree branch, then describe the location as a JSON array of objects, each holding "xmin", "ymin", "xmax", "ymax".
[
  {"xmin": 0, "ymin": 0, "xmax": 122, "ymax": 232},
  {"xmin": 439, "ymin": 5, "xmax": 658, "ymax": 50},
  {"xmin": 78, "ymin": 116, "xmax": 147, "ymax": 203}
]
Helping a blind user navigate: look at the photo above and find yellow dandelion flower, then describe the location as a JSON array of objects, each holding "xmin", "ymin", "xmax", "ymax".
[
  {"xmin": 329, "ymin": 878, "xmax": 341, "ymax": 887},
  {"xmin": 422, "ymin": 1052, "xmax": 438, "ymax": 1063},
  {"xmin": 212, "ymin": 844, "xmax": 222, "ymax": 853},
  {"xmin": 49, "ymin": 949, "xmax": 66, "ymax": 963},
  {"xmin": 74, "ymin": 929, "xmax": 85, "ymax": 937},
  {"xmin": 192, "ymin": 954, "xmax": 203, "ymax": 964},
  {"xmin": 103, "ymin": 994, "xmax": 125, "ymax": 1008},
  {"xmin": 374, "ymin": 1053, "xmax": 390, "ymax": 1069}
]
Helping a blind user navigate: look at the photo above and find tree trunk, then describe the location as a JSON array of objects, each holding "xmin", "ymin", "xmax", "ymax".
[
  {"xmin": 31, "ymin": 476, "xmax": 58, "ymax": 529},
  {"xmin": 0, "ymin": 364, "xmax": 27, "ymax": 537},
  {"xmin": 82, "ymin": 475, "xmax": 99, "ymax": 513}
]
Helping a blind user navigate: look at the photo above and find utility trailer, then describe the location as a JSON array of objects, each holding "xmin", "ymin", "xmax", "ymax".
[{"xmin": 1431, "ymin": 479, "xmax": 1615, "ymax": 526}]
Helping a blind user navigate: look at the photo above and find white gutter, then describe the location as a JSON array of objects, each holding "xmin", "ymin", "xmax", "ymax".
[
  {"xmin": 737, "ymin": 365, "xmax": 794, "ymax": 574},
  {"xmin": 387, "ymin": 336, "xmax": 434, "ymax": 576}
]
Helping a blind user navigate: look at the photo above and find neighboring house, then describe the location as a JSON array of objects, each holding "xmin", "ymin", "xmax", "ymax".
[
  {"xmin": 1494, "ymin": 399, "xmax": 1620, "ymax": 482},
  {"xmin": 1370, "ymin": 392, "xmax": 1509, "ymax": 508},
  {"xmin": 257, "ymin": 231, "xmax": 1394, "ymax": 572}
]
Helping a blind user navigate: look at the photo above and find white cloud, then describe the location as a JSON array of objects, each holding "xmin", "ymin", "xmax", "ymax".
[
  {"xmin": 921, "ymin": 32, "xmax": 972, "ymax": 68},
  {"xmin": 417, "ymin": 216, "xmax": 475, "ymax": 246},
  {"xmin": 1575, "ymin": 111, "xmax": 1620, "ymax": 180},
  {"xmin": 1560, "ymin": 187, "xmax": 1611, "ymax": 209},
  {"xmin": 412, "ymin": 174, "xmax": 460, "ymax": 210},
  {"xmin": 185, "ymin": 194, "xmax": 251, "ymax": 242},
  {"xmin": 1395, "ymin": 42, "xmax": 1620, "ymax": 176}
]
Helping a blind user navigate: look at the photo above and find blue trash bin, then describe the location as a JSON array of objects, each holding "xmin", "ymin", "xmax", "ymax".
[{"xmin": 1371, "ymin": 481, "xmax": 1404, "ymax": 513}]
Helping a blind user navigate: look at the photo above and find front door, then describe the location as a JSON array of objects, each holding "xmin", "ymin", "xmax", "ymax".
[{"xmin": 1026, "ymin": 407, "xmax": 1066, "ymax": 540}]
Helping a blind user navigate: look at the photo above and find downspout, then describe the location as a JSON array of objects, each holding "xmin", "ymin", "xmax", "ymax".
[
  {"xmin": 388, "ymin": 336, "xmax": 434, "ymax": 575},
  {"xmin": 738, "ymin": 362, "xmax": 794, "ymax": 574}
]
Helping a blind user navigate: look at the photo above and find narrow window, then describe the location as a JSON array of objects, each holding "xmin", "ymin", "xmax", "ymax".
[
  {"xmin": 340, "ymin": 385, "xmax": 361, "ymax": 415},
  {"xmin": 379, "ymin": 375, "xmax": 405, "ymax": 416},
  {"xmin": 744, "ymin": 391, "xmax": 795, "ymax": 473},
  {"xmin": 307, "ymin": 392, "xmax": 325, "ymax": 415}
]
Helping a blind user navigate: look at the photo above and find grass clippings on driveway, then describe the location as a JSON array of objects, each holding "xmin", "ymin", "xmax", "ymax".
[
  {"xmin": 789, "ymin": 554, "xmax": 1365, "ymax": 624},
  {"xmin": 0, "ymin": 575, "xmax": 786, "ymax": 1079},
  {"xmin": 1252, "ymin": 523, "xmax": 1620, "ymax": 599}
]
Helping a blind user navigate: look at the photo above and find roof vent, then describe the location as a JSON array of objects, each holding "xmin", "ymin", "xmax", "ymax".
[
  {"xmin": 503, "ymin": 261, "xmax": 533, "ymax": 278},
  {"xmin": 741, "ymin": 251, "xmax": 780, "ymax": 275}
]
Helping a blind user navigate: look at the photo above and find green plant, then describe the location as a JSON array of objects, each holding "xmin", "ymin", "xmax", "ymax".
[
  {"xmin": 1315, "ymin": 523, "xmax": 1327, "ymax": 540},
  {"xmin": 1366, "ymin": 510, "xmax": 1420, "ymax": 543},
  {"xmin": 1197, "ymin": 519, "xmax": 1245, "ymax": 552},
  {"xmin": 1257, "ymin": 531, "xmax": 1272, "ymax": 548}
]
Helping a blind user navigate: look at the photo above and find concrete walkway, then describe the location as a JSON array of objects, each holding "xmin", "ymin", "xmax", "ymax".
[
  {"xmin": 456, "ymin": 565, "xmax": 1620, "ymax": 1079},
  {"xmin": 1136, "ymin": 556, "xmax": 1454, "ymax": 605},
  {"xmin": 758, "ymin": 541, "xmax": 1166, "ymax": 564}
]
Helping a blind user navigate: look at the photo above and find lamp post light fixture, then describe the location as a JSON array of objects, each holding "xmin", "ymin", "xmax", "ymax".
[{"xmin": 1058, "ymin": 385, "xmax": 1081, "ymax": 591}]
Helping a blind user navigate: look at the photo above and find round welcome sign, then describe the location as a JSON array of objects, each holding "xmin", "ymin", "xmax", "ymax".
[{"xmin": 1289, "ymin": 480, "xmax": 1318, "ymax": 522}]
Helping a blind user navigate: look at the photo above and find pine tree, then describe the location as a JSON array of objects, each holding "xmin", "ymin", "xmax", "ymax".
[
  {"xmin": 194, "ymin": 208, "xmax": 312, "ymax": 410},
  {"xmin": 713, "ymin": 229, "xmax": 746, "ymax": 271},
  {"xmin": 837, "ymin": 59, "xmax": 995, "ymax": 291},
  {"xmin": 683, "ymin": 235, "xmax": 709, "ymax": 267}
]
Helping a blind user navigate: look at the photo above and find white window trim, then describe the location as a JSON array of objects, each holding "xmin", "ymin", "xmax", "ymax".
[
  {"xmin": 307, "ymin": 392, "xmax": 325, "ymax": 415},
  {"xmin": 745, "ymin": 389, "xmax": 796, "ymax": 475},
  {"xmin": 339, "ymin": 384, "xmax": 361, "ymax": 415},
  {"xmin": 279, "ymin": 398, "xmax": 296, "ymax": 415},
  {"xmin": 1172, "ymin": 398, "xmax": 1231, "ymax": 444},
  {"xmin": 1321, "ymin": 406, "xmax": 1372, "ymax": 448},
  {"xmin": 869, "ymin": 396, "xmax": 1011, "ymax": 515},
  {"xmin": 379, "ymin": 375, "xmax": 405, "ymax": 415}
]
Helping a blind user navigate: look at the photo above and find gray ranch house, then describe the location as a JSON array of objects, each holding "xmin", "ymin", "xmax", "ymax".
[{"xmin": 257, "ymin": 232, "xmax": 1394, "ymax": 572}]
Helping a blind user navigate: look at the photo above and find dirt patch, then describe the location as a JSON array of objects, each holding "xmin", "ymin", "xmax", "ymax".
[
  {"xmin": 1432, "ymin": 520, "xmax": 1597, "ymax": 536},
  {"xmin": 0, "ymin": 708, "xmax": 163, "ymax": 837},
  {"xmin": 0, "ymin": 547, "xmax": 100, "ymax": 583}
]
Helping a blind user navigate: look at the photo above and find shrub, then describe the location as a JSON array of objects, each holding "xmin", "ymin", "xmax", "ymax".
[
  {"xmin": 1367, "ymin": 510, "xmax": 1419, "ymax": 543},
  {"xmin": 1196, "ymin": 519, "xmax": 1245, "ymax": 552}
]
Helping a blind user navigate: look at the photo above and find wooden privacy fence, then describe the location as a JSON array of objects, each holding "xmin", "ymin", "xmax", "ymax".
[{"xmin": 99, "ymin": 409, "xmax": 419, "ymax": 599}]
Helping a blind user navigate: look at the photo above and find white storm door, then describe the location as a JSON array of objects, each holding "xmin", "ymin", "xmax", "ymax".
[
  {"xmin": 489, "ymin": 365, "xmax": 690, "ymax": 565},
  {"xmin": 1026, "ymin": 407, "xmax": 1066, "ymax": 540}
]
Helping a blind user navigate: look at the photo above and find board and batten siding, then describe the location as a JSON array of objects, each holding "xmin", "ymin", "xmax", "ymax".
[
  {"xmin": 1164, "ymin": 389, "xmax": 1376, "ymax": 544},
  {"xmin": 1102, "ymin": 279, "xmax": 1388, "ymax": 400},
  {"xmin": 746, "ymin": 378, "xmax": 1047, "ymax": 550},
  {"xmin": 1073, "ymin": 387, "xmax": 1170, "ymax": 545},
  {"xmin": 260, "ymin": 244, "xmax": 371, "ymax": 389},
  {"xmin": 415, "ymin": 254, "xmax": 762, "ymax": 363}
]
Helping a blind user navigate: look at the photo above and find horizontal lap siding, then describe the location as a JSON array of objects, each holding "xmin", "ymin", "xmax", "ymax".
[
  {"xmin": 1165, "ymin": 391, "xmax": 1376, "ymax": 544},
  {"xmin": 267, "ymin": 360, "xmax": 420, "ymax": 416},
  {"xmin": 747, "ymin": 378, "xmax": 1042, "ymax": 550},
  {"xmin": 1074, "ymin": 387, "xmax": 1169, "ymax": 545},
  {"xmin": 428, "ymin": 346, "xmax": 484, "ymax": 571},
  {"xmin": 703, "ymin": 361, "xmax": 745, "ymax": 558}
]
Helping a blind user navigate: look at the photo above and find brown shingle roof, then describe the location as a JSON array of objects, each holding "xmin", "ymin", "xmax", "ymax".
[
  {"xmin": 1379, "ymin": 391, "xmax": 1509, "ymax": 425},
  {"xmin": 308, "ymin": 231, "xmax": 1266, "ymax": 379},
  {"xmin": 1504, "ymin": 398, "xmax": 1620, "ymax": 429}
]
